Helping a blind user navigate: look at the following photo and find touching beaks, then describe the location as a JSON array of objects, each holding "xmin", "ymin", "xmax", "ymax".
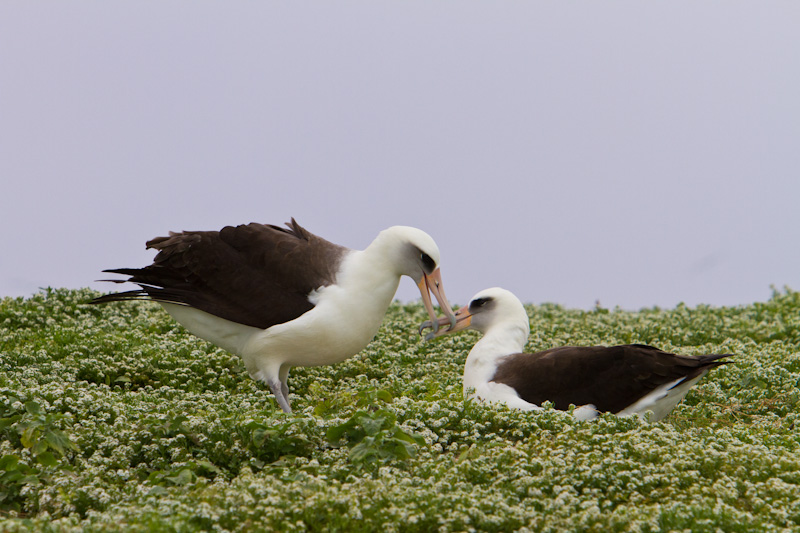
[
  {"xmin": 416, "ymin": 267, "xmax": 457, "ymax": 335},
  {"xmin": 419, "ymin": 303, "xmax": 473, "ymax": 341}
]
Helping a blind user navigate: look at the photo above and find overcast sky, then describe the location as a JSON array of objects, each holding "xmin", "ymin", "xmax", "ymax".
[{"xmin": 2, "ymin": 2, "xmax": 798, "ymax": 310}]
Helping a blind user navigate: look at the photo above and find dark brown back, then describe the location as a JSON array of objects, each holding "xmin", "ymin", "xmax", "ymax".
[
  {"xmin": 491, "ymin": 344, "xmax": 732, "ymax": 413},
  {"xmin": 91, "ymin": 219, "xmax": 349, "ymax": 329}
]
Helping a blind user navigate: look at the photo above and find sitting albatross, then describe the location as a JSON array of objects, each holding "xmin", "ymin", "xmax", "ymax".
[
  {"xmin": 421, "ymin": 287, "xmax": 732, "ymax": 421},
  {"xmin": 91, "ymin": 218, "xmax": 457, "ymax": 413}
]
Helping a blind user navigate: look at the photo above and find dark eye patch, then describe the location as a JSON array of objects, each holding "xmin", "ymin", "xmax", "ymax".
[
  {"xmin": 420, "ymin": 252, "xmax": 436, "ymax": 274},
  {"xmin": 469, "ymin": 297, "xmax": 493, "ymax": 312}
]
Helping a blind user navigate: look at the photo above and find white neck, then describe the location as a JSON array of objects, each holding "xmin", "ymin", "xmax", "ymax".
[
  {"xmin": 337, "ymin": 246, "xmax": 403, "ymax": 314},
  {"xmin": 311, "ymin": 235, "xmax": 408, "ymax": 345},
  {"xmin": 463, "ymin": 322, "xmax": 528, "ymax": 393}
]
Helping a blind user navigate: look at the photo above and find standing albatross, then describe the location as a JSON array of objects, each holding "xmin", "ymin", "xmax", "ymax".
[
  {"xmin": 91, "ymin": 218, "xmax": 457, "ymax": 413},
  {"xmin": 421, "ymin": 287, "xmax": 732, "ymax": 421}
]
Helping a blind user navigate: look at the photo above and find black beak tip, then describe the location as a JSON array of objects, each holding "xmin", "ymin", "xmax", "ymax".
[{"xmin": 418, "ymin": 320, "xmax": 432, "ymax": 335}]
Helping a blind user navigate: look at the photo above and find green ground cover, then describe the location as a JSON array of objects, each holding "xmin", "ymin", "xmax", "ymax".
[{"xmin": 1, "ymin": 287, "xmax": 799, "ymax": 532}]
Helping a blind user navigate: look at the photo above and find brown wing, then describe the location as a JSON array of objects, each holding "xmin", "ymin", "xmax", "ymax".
[
  {"xmin": 491, "ymin": 344, "xmax": 732, "ymax": 413},
  {"xmin": 91, "ymin": 218, "xmax": 349, "ymax": 329}
]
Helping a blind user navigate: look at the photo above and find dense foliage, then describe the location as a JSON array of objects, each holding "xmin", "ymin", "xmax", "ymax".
[{"xmin": 1, "ymin": 287, "xmax": 799, "ymax": 531}]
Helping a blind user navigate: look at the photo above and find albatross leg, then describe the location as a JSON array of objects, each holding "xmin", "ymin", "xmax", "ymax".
[
  {"xmin": 279, "ymin": 365, "xmax": 291, "ymax": 406},
  {"xmin": 268, "ymin": 380, "xmax": 293, "ymax": 414},
  {"xmin": 249, "ymin": 363, "xmax": 293, "ymax": 414}
]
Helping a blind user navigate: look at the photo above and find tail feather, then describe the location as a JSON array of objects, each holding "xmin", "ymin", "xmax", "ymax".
[
  {"xmin": 102, "ymin": 268, "xmax": 148, "ymax": 277},
  {"xmin": 694, "ymin": 353, "xmax": 735, "ymax": 371},
  {"xmin": 89, "ymin": 289, "xmax": 151, "ymax": 304}
]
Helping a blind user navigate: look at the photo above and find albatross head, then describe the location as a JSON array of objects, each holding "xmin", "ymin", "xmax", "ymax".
[
  {"xmin": 373, "ymin": 226, "xmax": 457, "ymax": 333},
  {"xmin": 420, "ymin": 287, "xmax": 530, "ymax": 343}
]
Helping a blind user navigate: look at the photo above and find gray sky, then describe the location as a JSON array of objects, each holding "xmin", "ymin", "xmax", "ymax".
[{"xmin": 2, "ymin": 2, "xmax": 798, "ymax": 310}]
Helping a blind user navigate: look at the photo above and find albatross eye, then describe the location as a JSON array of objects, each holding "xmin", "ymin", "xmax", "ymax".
[
  {"xmin": 469, "ymin": 297, "xmax": 492, "ymax": 312},
  {"xmin": 420, "ymin": 252, "xmax": 436, "ymax": 274}
]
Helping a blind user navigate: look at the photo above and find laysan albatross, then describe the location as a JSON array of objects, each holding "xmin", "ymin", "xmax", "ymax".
[
  {"xmin": 421, "ymin": 287, "xmax": 732, "ymax": 421},
  {"xmin": 91, "ymin": 219, "xmax": 457, "ymax": 413}
]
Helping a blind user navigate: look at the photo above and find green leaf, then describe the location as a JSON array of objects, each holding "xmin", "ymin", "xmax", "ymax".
[
  {"xmin": 391, "ymin": 440, "xmax": 413, "ymax": 460},
  {"xmin": 349, "ymin": 437, "xmax": 379, "ymax": 463},
  {"xmin": 392, "ymin": 430, "xmax": 419, "ymax": 445},
  {"xmin": 35, "ymin": 451, "xmax": 58, "ymax": 467},
  {"xmin": 20, "ymin": 426, "xmax": 39, "ymax": 449},
  {"xmin": 19, "ymin": 474, "xmax": 40, "ymax": 486},
  {"xmin": 0, "ymin": 415, "xmax": 21, "ymax": 431},
  {"xmin": 1, "ymin": 471, "xmax": 25, "ymax": 484},
  {"xmin": 359, "ymin": 412, "xmax": 388, "ymax": 436},
  {"xmin": 0, "ymin": 454, "xmax": 20, "ymax": 471},
  {"xmin": 24, "ymin": 401, "xmax": 41, "ymax": 415},
  {"xmin": 165, "ymin": 468, "xmax": 195, "ymax": 486},
  {"xmin": 326, "ymin": 420, "xmax": 356, "ymax": 445},
  {"xmin": 147, "ymin": 486, "xmax": 168, "ymax": 496},
  {"xmin": 44, "ymin": 429, "xmax": 78, "ymax": 455},
  {"xmin": 195, "ymin": 460, "xmax": 221, "ymax": 475},
  {"xmin": 32, "ymin": 439, "xmax": 48, "ymax": 456}
]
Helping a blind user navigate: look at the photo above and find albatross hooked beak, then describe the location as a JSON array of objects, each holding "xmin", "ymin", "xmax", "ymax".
[
  {"xmin": 416, "ymin": 267, "xmax": 457, "ymax": 336},
  {"xmin": 418, "ymin": 302, "xmax": 472, "ymax": 342}
]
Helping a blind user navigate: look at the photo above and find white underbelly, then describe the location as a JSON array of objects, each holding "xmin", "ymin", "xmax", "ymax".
[
  {"xmin": 242, "ymin": 303, "xmax": 383, "ymax": 369},
  {"xmin": 161, "ymin": 301, "xmax": 378, "ymax": 368},
  {"xmin": 160, "ymin": 303, "xmax": 261, "ymax": 355}
]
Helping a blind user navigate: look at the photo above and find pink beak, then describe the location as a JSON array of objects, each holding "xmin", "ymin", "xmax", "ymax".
[
  {"xmin": 416, "ymin": 267, "xmax": 457, "ymax": 335},
  {"xmin": 419, "ymin": 302, "xmax": 473, "ymax": 341}
]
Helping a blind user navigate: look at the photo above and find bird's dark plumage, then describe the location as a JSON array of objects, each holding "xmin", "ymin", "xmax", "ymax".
[
  {"xmin": 491, "ymin": 344, "xmax": 732, "ymax": 414},
  {"xmin": 90, "ymin": 219, "xmax": 348, "ymax": 329}
]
